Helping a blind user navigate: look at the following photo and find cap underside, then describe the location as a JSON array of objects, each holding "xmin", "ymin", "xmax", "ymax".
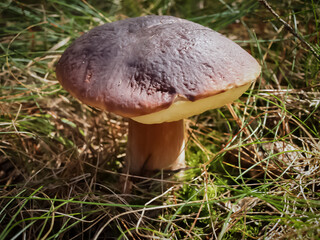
[{"xmin": 132, "ymin": 82, "xmax": 251, "ymax": 124}]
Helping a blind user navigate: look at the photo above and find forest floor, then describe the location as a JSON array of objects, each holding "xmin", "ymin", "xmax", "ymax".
[{"xmin": 1, "ymin": 0, "xmax": 319, "ymax": 239}]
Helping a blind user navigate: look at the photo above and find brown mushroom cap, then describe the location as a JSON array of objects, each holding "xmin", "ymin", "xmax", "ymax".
[{"xmin": 56, "ymin": 15, "xmax": 260, "ymax": 124}]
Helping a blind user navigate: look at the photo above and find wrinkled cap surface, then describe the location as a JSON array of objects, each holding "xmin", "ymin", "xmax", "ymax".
[{"xmin": 56, "ymin": 15, "xmax": 260, "ymax": 121}]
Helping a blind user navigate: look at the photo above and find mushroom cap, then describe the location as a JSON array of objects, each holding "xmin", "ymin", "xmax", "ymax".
[{"xmin": 56, "ymin": 15, "xmax": 260, "ymax": 124}]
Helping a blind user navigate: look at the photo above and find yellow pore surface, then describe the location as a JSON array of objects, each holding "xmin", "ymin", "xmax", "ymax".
[{"xmin": 132, "ymin": 83, "xmax": 251, "ymax": 124}]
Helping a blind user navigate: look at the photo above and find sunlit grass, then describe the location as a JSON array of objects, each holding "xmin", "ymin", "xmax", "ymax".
[{"xmin": 1, "ymin": 0, "xmax": 319, "ymax": 239}]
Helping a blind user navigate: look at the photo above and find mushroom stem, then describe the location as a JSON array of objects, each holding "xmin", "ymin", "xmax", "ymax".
[{"xmin": 126, "ymin": 119, "xmax": 186, "ymax": 175}]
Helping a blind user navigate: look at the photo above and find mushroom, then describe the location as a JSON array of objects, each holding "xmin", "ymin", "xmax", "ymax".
[{"xmin": 56, "ymin": 15, "xmax": 260, "ymax": 176}]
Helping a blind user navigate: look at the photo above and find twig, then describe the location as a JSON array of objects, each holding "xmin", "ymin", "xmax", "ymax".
[{"xmin": 259, "ymin": 0, "xmax": 320, "ymax": 61}]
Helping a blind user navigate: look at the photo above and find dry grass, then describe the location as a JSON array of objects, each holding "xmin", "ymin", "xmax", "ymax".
[{"xmin": 1, "ymin": 0, "xmax": 320, "ymax": 239}]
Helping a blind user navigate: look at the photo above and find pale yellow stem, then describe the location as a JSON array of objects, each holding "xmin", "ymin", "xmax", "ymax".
[{"xmin": 126, "ymin": 119, "xmax": 186, "ymax": 175}]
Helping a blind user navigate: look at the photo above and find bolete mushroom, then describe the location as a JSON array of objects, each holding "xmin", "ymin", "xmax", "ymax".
[{"xmin": 56, "ymin": 15, "xmax": 260, "ymax": 176}]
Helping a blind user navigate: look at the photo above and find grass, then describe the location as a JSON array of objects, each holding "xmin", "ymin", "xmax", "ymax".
[{"xmin": 1, "ymin": 0, "xmax": 320, "ymax": 239}]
